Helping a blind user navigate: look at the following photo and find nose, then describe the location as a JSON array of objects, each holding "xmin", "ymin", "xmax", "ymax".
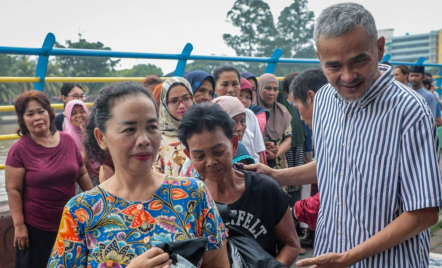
[
  {"xmin": 178, "ymin": 101, "xmax": 187, "ymax": 109},
  {"xmin": 340, "ymin": 66, "xmax": 356, "ymax": 83},
  {"xmin": 135, "ymin": 130, "xmax": 150, "ymax": 147},
  {"xmin": 205, "ymin": 155, "xmax": 217, "ymax": 168}
]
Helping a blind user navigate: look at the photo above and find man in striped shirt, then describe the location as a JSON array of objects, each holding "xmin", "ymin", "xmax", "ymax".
[{"xmin": 246, "ymin": 3, "xmax": 442, "ymax": 267}]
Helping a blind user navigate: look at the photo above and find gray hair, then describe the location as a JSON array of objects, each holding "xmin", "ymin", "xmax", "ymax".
[{"xmin": 314, "ymin": 3, "xmax": 378, "ymax": 49}]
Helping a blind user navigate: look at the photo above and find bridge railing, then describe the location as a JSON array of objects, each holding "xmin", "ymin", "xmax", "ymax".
[{"xmin": 1, "ymin": 32, "xmax": 442, "ymax": 170}]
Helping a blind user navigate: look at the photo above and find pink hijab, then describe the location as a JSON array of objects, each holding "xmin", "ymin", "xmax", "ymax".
[
  {"xmin": 211, "ymin": 96, "xmax": 245, "ymax": 118},
  {"xmin": 63, "ymin": 100, "xmax": 89, "ymax": 150}
]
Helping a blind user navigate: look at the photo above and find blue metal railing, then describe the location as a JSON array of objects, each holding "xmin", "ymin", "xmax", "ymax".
[{"xmin": 0, "ymin": 32, "xmax": 441, "ymax": 91}]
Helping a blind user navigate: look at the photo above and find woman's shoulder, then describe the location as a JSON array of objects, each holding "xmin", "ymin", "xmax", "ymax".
[
  {"xmin": 163, "ymin": 176, "xmax": 206, "ymax": 190},
  {"xmin": 66, "ymin": 187, "xmax": 106, "ymax": 209},
  {"xmin": 243, "ymin": 170, "xmax": 282, "ymax": 191}
]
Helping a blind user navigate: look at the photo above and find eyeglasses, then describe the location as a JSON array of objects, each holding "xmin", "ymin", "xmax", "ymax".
[
  {"xmin": 67, "ymin": 94, "xmax": 86, "ymax": 100},
  {"xmin": 166, "ymin": 95, "xmax": 193, "ymax": 108}
]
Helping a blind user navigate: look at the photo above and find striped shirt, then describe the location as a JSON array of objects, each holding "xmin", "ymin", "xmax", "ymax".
[{"xmin": 313, "ymin": 64, "xmax": 442, "ymax": 267}]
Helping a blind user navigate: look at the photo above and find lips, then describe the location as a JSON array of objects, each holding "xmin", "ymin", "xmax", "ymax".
[
  {"xmin": 133, "ymin": 153, "xmax": 152, "ymax": 161},
  {"xmin": 340, "ymin": 80, "xmax": 363, "ymax": 91},
  {"xmin": 34, "ymin": 123, "xmax": 44, "ymax": 128},
  {"xmin": 207, "ymin": 169, "xmax": 222, "ymax": 175}
]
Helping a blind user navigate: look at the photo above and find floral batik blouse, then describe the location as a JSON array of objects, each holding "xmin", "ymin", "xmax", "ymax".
[
  {"xmin": 47, "ymin": 176, "xmax": 226, "ymax": 268},
  {"xmin": 154, "ymin": 135, "xmax": 188, "ymax": 177}
]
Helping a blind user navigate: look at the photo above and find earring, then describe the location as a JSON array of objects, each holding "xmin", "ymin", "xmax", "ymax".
[{"xmin": 101, "ymin": 146, "xmax": 107, "ymax": 151}]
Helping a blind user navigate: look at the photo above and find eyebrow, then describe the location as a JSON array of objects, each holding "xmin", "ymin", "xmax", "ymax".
[
  {"xmin": 351, "ymin": 53, "xmax": 369, "ymax": 61},
  {"xmin": 26, "ymin": 107, "xmax": 44, "ymax": 113},
  {"xmin": 191, "ymin": 143, "xmax": 225, "ymax": 153},
  {"xmin": 119, "ymin": 118, "xmax": 158, "ymax": 125},
  {"xmin": 169, "ymin": 93, "xmax": 191, "ymax": 99}
]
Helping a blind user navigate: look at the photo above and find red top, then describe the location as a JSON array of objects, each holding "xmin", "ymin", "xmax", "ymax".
[
  {"xmin": 6, "ymin": 131, "xmax": 83, "ymax": 232},
  {"xmin": 294, "ymin": 193, "xmax": 320, "ymax": 230}
]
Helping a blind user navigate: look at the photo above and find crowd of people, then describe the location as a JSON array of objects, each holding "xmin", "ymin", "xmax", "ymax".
[{"xmin": 4, "ymin": 2, "xmax": 442, "ymax": 268}]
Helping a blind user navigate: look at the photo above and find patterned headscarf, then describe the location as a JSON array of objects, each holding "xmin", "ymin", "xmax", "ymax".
[
  {"xmin": 255, "ymin": 73, "xmax": 292, "ymax": 141},
  {"xmin": 211, "ymin": 96, "xmax": 245, "ymax": 118},
  {"xmin": 63, "ymin": 100, "xmax": 89, "ymax": 150},
  {"xmin": 159, "ymin": 77, "xmax": 194, "ymax": 137}
]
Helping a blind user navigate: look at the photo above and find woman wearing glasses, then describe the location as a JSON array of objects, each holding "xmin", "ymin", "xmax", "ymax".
[
  {"xmin": 54, "ymin": 83, "xmax": 86, "ymax": 131},
  {"xmin": 154, "ymin": 77, "xmax": 195, "ymax": 176}
]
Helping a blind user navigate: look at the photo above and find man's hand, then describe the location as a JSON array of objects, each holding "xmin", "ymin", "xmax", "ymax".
[
  {"xmin": 243, "ymin": 163, "xmax": 275, "ymax": 177},
  {"xmin": 296, "ymin": 252, "xmax": 350, "ymax": 268}
]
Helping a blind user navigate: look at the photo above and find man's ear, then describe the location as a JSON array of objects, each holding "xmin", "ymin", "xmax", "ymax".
[
  {"xmin": 377, "ymin": 36, "xmax": 385, "ymax": 62},
  {"xmin": 315, "ymin": 49, "xmax": 320, "ymax": 60},
  {"xmin": 94, "ymin": 128, "xmax": 107, "ymax": 151},
  {"xmin": 183, "ymin": 148, "xmax": 191, "ymax": 159},
  {"xmin": 231, "ymin": 134, "xmax": 239, "ymax": 157},
  {"xmin": 307, "ymin": 90, "xmax": 316, "ymax": 103}
]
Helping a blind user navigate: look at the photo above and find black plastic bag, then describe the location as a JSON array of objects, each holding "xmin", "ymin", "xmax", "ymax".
[
  {"xmin": 157, "ymin": 237, "xmax": 208, "ymax": 268},
  {"xmin": 216, "ymin": 204, "xmax": 286, "ymax": 268}
]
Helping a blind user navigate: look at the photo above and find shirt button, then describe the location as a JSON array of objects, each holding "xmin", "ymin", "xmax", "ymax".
[
  {"xmin": 342, "ymin": 143, "xmax": 346, "ymax": 147},
  {"xmin": 347, "ymin": 114, "xmax": 351, "ymax": 118},
  {"xmin": 137, "ymin": 204, "xmax": 144, "ymax": 210},
  {"xmin": 340, "ymin": 172, "xmax": 344, "ymax": 177},
  {"xmin": 338, "ymin": 202, "xmax": 342, "ymax": 206},
  {"xmin": 338, "ymin": 231, "xmax": 342, "ymax": 235}
]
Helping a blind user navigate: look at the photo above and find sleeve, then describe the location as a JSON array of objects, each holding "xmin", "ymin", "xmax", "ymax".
[
  {"xmin": 47, "ymin": 201, "xmax": 88, "ymax": 268},
  {"xmin": 251, "ymin": 114, "xmax": 266, "ymax": 153},
  {"xmin": 255, "ymin": 112, "xmax": 267, "ymax": 135},
  {"xmin": 400, "ymin": 115, "xmax": 442, "ymax": 212},
  {"xmin": 294, "ymin": 193, "xmax": 320, "ymax": 229},
  {"xmin": 282, "ymin": 124, "xmax": 292, "ymax": 140},
  {"xmin": 436, "ymin": 104, "xmax": 441, "ymax": 118},
  {"xmin": 199, "ymin": 182, "xmax": 227, "ymax": 250},
  {"xmin": 5, "ymin": 142, "xmax": 24, "ymax": 168}
]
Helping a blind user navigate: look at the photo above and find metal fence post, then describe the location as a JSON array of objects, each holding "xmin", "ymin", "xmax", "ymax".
[
  {"xmin": 34, "ymin": 33, "xmax": 55, "ymax": 92},
  {"xmin": 174, "ymin": 43, "xmax": 193, "ymax": 77},
  {"xmin": 265, "ymin": 48, "xmax": 283, "ymax": 74},
  {"xmin": 381, "ymin": 54, "xmax": 391, "ymax": 63}
]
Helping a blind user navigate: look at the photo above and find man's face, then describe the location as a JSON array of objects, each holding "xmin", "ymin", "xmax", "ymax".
[
  {"xmin": 316, "ymin": 27, "xmax": 384, "ymax": 102},
  {"xmin": 292, "ymin": 93, "xmax": 314, "ymax": 129},
  {"xmin": 409, "ymin": 73, "xmax": 424, "ymax": 89}
]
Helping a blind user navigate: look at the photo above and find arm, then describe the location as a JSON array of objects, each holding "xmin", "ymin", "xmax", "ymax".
[
  {"xmin": 5, "ymin": 165, "xmax": 29, "ymax": 250},
  {"xmin": 275, "ymin": 207, "xmax": 300, "ymax": 267},
  {"xmin": 256, "ymin": 112, "xmax": 267, "ymax": 135},
  {"xmin": 275, "ymin": 137, "xmax": 291, "ymax": 158},
  {"xmin": 243, "ymin": 160, "xmax": 317, "ymax": 186},
  {"xmin": 77, "ymin": 165, "xmax": 94, "ymax": 191},
  {"xmin": 258, "ymin": 151, "xmax": 266, "ymax": 164},
  {"xmin": 436, "ymin": 117, "xmax": 442, "ymax": 127},
  {"xmin": 297, "ymin": 207, "xmax": 439, "ymax": 267},
  {"xmin": 201, "ymin": 241, "xmax": 230, "ymax": 268}
]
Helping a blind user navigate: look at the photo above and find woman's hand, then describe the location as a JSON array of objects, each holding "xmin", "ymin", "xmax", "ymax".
[
  {"xmin": 126, "ymin": 247, "xmax": 172, "ymax": 268},
  {"xmin": 266, "ymin": 149, "xmax": 276, "ymax": 160},
  {"xmin": 14, "ymin": 224, "xmax": 29, "ymax": 250}
]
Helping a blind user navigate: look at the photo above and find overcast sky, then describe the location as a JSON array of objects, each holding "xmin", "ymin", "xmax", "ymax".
[{"xmin": 1, "ymin": 0, "xmax": 441, "ymax": 73}]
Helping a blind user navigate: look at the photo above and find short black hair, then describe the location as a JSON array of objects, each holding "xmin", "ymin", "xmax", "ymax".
[
  {"xmin": 425, "ymin": 72, "xmax": 433, "ymax": 80},
  {"xmin": 212, "ymin": 65, "xmax": 241, "ymax": 83},
  {"xmin": 178, "ymin": 103, "xmax": 235, "ymax": 150},
  {"xmin": 290, "ymin": 68, "xmax": 328, "ymax": 107},
  {"xmin": 423, "ymin": 77, "xmax": 433, "ymax": 89}
]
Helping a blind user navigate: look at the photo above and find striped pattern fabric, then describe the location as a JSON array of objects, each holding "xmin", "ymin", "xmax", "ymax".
[{"xmin": 313, "ymin": 64, "xmax": 442, "ymax": 267}]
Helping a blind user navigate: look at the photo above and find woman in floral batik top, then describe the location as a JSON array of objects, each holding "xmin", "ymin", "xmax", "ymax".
[{"xmin": 47, "ymin": 82, "xmax": 228, "ymax": 268}]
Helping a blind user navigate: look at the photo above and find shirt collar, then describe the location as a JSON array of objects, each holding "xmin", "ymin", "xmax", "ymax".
[{"xmin": 333, "ymin": 64, "xmax": 394, "ymax": 108}]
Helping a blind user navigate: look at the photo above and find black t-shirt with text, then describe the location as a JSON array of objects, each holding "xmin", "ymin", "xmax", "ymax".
[{"xmin": 221, "ymin": 170, "xmax": 290, "ymax": 256}]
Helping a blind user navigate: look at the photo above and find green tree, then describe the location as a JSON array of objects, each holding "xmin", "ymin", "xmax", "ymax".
[
  {"xmin": 223, "ymin": 0, "xmax": 277, "ymax": 58},
  {"xmin": 54, "ymin": 34, "xmax": 120, "ymax": 93},
  {"xmin": 115, "ymin": 63, "xmax": 163, "ymax": 77}
]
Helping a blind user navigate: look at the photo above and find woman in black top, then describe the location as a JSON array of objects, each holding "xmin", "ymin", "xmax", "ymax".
[
  {"xmin": 54, "ymin": 83, "xmax": 85, "ymax": 131},
  {"xmin": 178, "ymin": 102, "xmax": 300, "ymax": 267}
]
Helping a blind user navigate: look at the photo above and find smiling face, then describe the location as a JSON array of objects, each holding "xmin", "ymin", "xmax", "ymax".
[
  {"xmin": 167, "ymin": 84, "xmax": 193, "ymax": 120},
  {"xmin": 24, "ymin": 100, "xmax": 51, "ymax": 137},
  {"xmin": 239, "ymin": 90, "xmax": 252, "ymax": 109},
  {"xmin": 186, "ymin": 126, "xmax": 238, "ymax": 181},
  {"xmin": 96, "ymin": 94, "xmax": 161, "ymax": 175},
  {"xmin": 194, "ymin": 79, "xmax": 214, "ymax": 104},
  {"xmin": 261, "ymin": 81, "xmax": 279, "ymax": 106},
  {"xmin": 70, "ymin": 104, "xmax": 88, "ymax": 129},
  {"xmin": 215, "ymin": 71, "xmax": 241, "ymax": 97},
  {"xmin": 316, "ymin": 27, "xmax": 384, "ymax": 102}
]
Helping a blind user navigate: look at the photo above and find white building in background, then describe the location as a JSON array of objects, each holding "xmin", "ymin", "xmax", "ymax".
[{"xmin": 378, "ymin": 29, "xmax": 442, "ymax": 64}]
